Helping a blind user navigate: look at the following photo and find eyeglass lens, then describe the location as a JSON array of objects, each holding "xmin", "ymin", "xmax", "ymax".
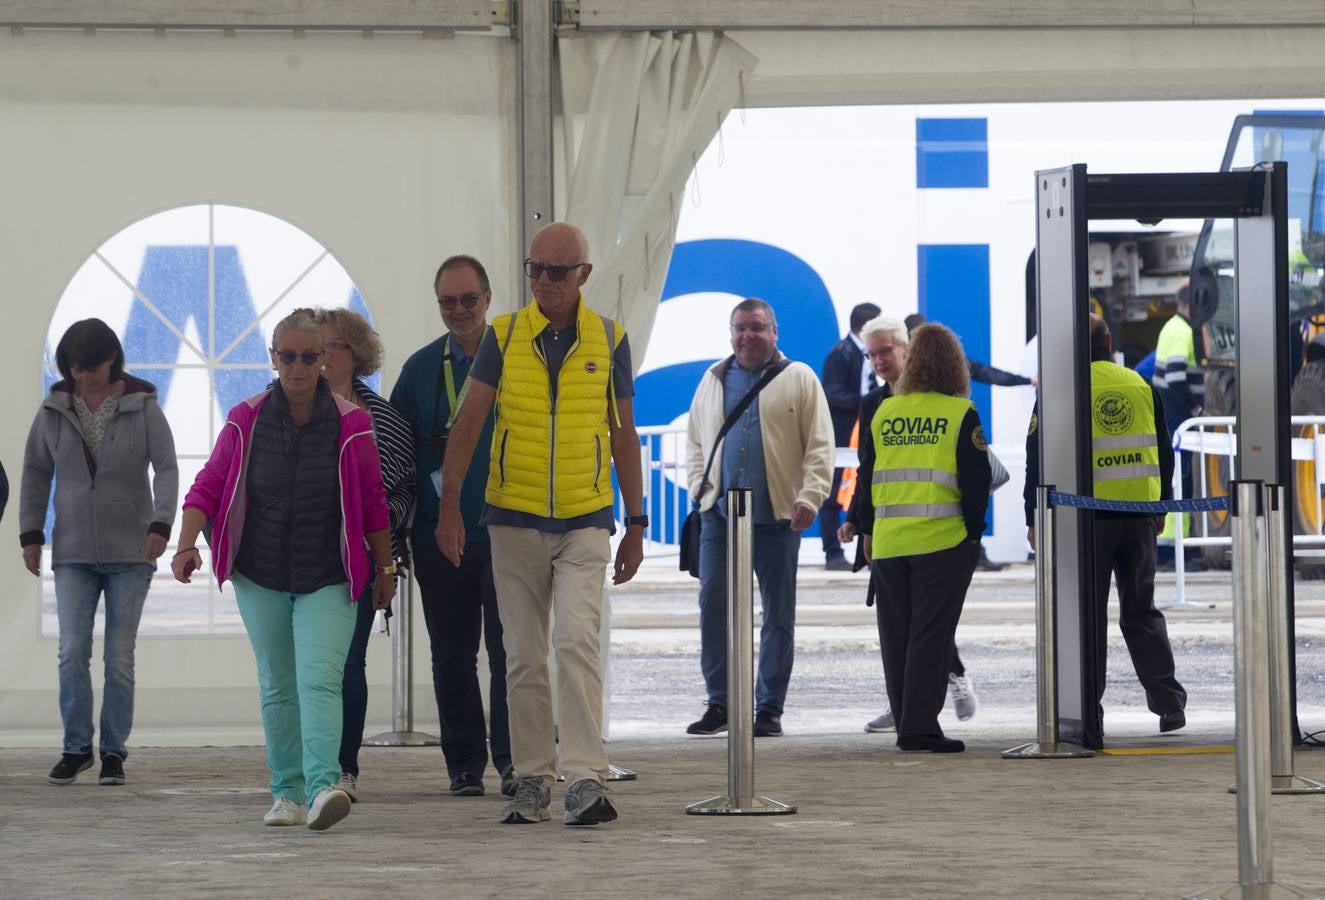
[
  {"xmin": 438, "ymin": 293, "xmax": 482, "ymax": 310},
  {"xmin": 273, "ymin": 350, "xmax": 323, "ymax": 367}
]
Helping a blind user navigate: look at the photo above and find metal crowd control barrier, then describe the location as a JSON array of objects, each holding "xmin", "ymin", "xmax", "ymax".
[
  {"xmin": 1002, "ymin": 485, "xmax": 1094, "ymax": 760},
  {"xmin": 1163, "ymin": 415, "xmax": 1325, "ymax": 612},
  {"xmin": 686, "ymin": 489, "xmax": 796, "ymax": 816},
  {"xmin": 1189, "ymin": 481, "xmax": 1315, "ymax": 899},
  {"xmin": 364, "ymin": 569, "xmax": 439, "ymax": 747}
]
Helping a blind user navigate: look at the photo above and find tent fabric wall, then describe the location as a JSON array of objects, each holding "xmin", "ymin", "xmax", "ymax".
[
  {"xmin": 0, "ymin": 28, "xmax": 516, "ymax": 744},
  {"xmin": 556, "ymin": 31, "xmax": 756, "ymax": 359},
  {"xmin": 732, "ymin": 27, "xmax": 1325, "ymax": 107}
]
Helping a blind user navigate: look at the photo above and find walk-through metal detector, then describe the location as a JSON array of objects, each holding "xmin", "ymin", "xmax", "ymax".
[{"xmin": 1035, "ymin": 162, "xmax": 1292, "ymax": 749}]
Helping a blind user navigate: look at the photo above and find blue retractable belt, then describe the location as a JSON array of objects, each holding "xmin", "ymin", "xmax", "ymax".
[{"xmin": 1047, "ymin": 491, "xmax": 1230, "ymax": 514}]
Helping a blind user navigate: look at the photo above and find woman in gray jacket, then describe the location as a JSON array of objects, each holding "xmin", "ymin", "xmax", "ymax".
[{"xmin": 19, "ymin": 318, "xmax": 178, "ymax": 788}]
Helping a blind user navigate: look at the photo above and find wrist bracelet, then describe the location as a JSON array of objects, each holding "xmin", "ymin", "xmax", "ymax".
[{"xmin": 173, "ymin": 547, "xmax": 199, "ymax": 557}]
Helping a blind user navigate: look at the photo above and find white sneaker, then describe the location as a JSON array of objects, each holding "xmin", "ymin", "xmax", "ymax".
[
  {"xmin": 865, "ymin": 710, "xmax": 895, "ymax": 733},
  {"xmin": 338, "ymin": 772, "xmax": 359, "ymax": 803},
  {"xmin": 263, "ymin": 796, "xmax": 307, "ymax": 827},
  {"xmin": 948, "ymin": 673, "xmax": 978, "ymax": 721},
  {"xmin": 307, "ymin": 788, "xmax": 352, "ymax": 831}
]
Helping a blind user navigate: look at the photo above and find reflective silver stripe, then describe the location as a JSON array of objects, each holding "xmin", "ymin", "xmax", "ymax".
[
  {"xmin": 1092, "ymin": 434, "xmax": 1158, "ymax": 451},
  {"xmin": 875, "ymin": 503, "xmax": 961, "ymax": 519},
  {"xmin": 872, "ymin": 467, "xmax": 958, "ymax": 489},
  {"xmin": 1094, "ymin": 465, "xmax": 1161, "ymax": 481},
  {"xmin": 1161, "ymin": 370, "xmax": 1187, "ymax": 384}
]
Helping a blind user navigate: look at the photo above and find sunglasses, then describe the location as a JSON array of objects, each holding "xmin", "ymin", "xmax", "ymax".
[
  {"xmin": 271, "ymin": 349, "xmax": 324, "ymax": 367},
  {"xmin": 523, "ymin": 259, "xmax": 587, "ymax": 282},
  {"xmin": 438, "ymin": 292, "xmax": 484, "ymax": 311}
]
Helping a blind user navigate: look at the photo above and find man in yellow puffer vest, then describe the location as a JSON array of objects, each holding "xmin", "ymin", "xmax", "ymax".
[
  {"xmin": 1025, "ymin": 315, "xmax": 1186, "ymax": 747},
  {"xmin": 436, "ymin": 223, "xmax": 645, "ymax": 828}
]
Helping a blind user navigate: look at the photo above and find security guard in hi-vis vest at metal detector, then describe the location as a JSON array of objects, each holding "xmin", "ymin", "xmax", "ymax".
[
  {"xmin": 1024, "ymin": 314, "xmax": 1187, "ymax": 747},
  {"xmin": 867, "ymin": 323, "xmax": 991, "ymax": 754}
]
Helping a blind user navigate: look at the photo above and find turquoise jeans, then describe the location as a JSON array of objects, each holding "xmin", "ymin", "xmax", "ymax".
[{"xmin": 233, "ymin": 574, "xmax": 356, "ymax": 805}]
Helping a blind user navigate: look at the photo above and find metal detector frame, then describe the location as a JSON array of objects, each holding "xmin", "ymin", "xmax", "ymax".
[{"xmin": 1034, "ymin": 162, "xmax": 1291, "ymax": 748}]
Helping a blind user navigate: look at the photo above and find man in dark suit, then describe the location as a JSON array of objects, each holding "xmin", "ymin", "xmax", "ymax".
[{"xmin": 819, "ymin": 303, "xmax": 881, "ymax": 570}]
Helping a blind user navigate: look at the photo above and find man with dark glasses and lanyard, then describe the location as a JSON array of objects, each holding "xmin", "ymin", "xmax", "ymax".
[{"xmin": 389, "ymin": 255, "xmax": 514, "ymax": 799}]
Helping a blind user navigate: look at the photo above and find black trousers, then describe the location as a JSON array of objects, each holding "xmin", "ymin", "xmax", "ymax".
[
  {"xmin": 873, "ymin": 540, "xmax": 979, "ymax": 738},
  {"xmin": 818, "ymin": 467, "xmax": 845, "ymax": 557},
  {"xmin": 1092, "ymin": 516, "xmax": 1186, "ymax": 717},
  {"xmin": 412, "ymin": 535, "xmax": 512, "ymax": 779}
]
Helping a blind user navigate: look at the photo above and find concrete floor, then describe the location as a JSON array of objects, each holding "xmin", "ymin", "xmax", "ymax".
[{"xmin": 4, "ymin": 736, "xmax": 1325, "ymax": 899}]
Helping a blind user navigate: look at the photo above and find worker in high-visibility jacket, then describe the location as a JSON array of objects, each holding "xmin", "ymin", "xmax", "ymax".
[
  {"xmin": 840, "ymin": 316, "xmax": 980, "ymax": 737},
  {"xmin": 862, "ymin": 323, "xmax": 990, "ymax": 754},
  {"xmin": 1024, "ymin": 315, "xmax": 1187, "ymax": 747},
  {"xmin": 1152, "ymin": 285, "xmax": 1204, "ymax": 554}
]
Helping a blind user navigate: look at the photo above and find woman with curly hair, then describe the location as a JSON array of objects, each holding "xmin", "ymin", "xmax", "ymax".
[
  {"xmin": 315, "ymin": 307, "xmax": 416, "ymax": 801},
  {"xmin": 864, "ymin": 322, "xmax": 990, "ymax": 753}
]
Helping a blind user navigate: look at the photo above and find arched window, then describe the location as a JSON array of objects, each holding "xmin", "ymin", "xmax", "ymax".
[{"xmin": 40, "ymin": 204, "xmax": 372, "ymax": 635}]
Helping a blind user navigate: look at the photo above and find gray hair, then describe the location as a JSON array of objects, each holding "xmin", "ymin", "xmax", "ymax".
[
  {"xmin": 271, "ymin": 308, "xmax": 323, "ymax": 350},
  {"xmin": 730, "ymin": 297, "xmax": 778, "ymax": 330},
  {"xmin": 859, "ymin": 315, "xmax": 909, "ymax": 349}
]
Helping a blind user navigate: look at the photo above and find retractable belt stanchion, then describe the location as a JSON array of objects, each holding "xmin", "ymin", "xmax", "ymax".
[
  {"xmin": 686, "ymin": 488, "xmax": 796, "ymax": 816},
  {"xmin": 1265, "ymin": 484, "xmax": 1325, "ymax": 795},
  {"xmin": 365, "ymin": 566, "xmax": 439, "ymax": 747},
  {"xmin": 1003, "ymin": 485, "xmax": 1094, "ymax": 760},
  {"xmin": 1190, "ymin": 481, "xmax": 1315, "ymax": 900}
]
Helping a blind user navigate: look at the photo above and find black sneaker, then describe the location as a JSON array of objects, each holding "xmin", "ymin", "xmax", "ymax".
[
  {"xmin": 98, "ymin": 755, "xmax": 126, "ymax": 786},
  {"xmin": 686, "ymin": 704, "xmax": 728, "ymax": 735},
  {"xmin": 897, "ymin": 733, "xmax": 965, "ymax": 753},
  {"xmin": 499, "ymin": 765, "xmax": 518, "ymax": 798},
  {"xmin": 48, "ymin": 752, "xmax": 94, "ymax": 785},
  {"xmin": 754, "ymin": 711, "xmax": 783, "ymax": 737},
  {"xmin": 825, "ymin": 554, "xmax": 852, "ymax": 572},
  {"xmin": 449, "ymin": 772, "xmax": 485, "ymax": 797},
  {"xmin": 976, "ymin": 548, "xmax": 1005, "ymax": 572}
]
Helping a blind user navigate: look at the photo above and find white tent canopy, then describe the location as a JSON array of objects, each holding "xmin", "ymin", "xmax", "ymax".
[{"xmin": 3, "ymin": 1, "xmax": 1325, "ymax": 742}]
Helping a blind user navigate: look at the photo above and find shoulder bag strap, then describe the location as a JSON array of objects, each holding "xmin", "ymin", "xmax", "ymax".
[{"xmin": 693, "ymin": 357, "xmax": 792, "ymax": 508}]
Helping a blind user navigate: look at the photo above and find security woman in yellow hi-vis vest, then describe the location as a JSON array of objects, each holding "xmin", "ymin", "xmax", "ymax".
[
  {"xmin": 865, "ymin": 323, "xmax": 990, "ymax": 753},
  {"xmin": 1024, "ymin": 315, "xmax": 1187, "ymax": 743}
]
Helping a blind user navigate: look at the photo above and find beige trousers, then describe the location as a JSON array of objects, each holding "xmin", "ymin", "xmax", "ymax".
[{"xmin": 487, "ymin": 525, "xmax": 610, "ymax": 787}]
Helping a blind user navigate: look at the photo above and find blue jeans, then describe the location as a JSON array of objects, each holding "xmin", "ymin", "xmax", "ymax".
[
  {"xmin": 53, "ymin": 563, "xmax": 155, "ymax": 760},
  {"xmin": 697, "ymin": 508, "xmax": 801, "ymax": 716}
]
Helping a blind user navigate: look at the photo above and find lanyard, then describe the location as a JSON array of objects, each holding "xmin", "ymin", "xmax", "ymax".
[{"xmin": 433, "ymin": 335, "xmax": 470, "ymax": 432}]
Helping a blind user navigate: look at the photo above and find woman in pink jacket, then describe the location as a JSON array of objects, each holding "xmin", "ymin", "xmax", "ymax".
[{"xmin": 171, "ymin": 309, "xmax": 395, "ymax": 832}]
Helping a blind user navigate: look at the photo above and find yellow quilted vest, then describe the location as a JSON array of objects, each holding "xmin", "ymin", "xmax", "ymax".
[{"xmin": 486, "ymin": 298, "xmax": 623, "ymax": 518}]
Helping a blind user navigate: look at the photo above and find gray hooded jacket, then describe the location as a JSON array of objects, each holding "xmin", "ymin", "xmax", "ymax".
[{"xmin": 20, "ymin": 375, "xmax": 178, "ymax": 566}]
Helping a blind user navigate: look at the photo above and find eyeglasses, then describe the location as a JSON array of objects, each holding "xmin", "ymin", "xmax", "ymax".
[
  {"xmin": 438, "ymin": 292, "xmax": 484, "ymax": 311},
  {"xmin": 271, "ymin": 349, "xmax": 324, "ymax": 367},
  {"xmin": 730, "ymin": 322, "xmax": 772, "ymax": 335},
  {"xmin": 523, "ymin": 259, "xmax": 587, "ymax": 282},
  {"xmin": 867, "ymin": 347, "xmax": 896, "ymax": 361}
]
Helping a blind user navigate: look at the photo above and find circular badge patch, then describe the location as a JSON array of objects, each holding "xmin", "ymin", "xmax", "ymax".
[
  {"xmin": 1093, "ymin": 391, "xmax": 1135, "ymax": 434},
  {"xmin": 1027, "ymin": 412, "xmax": 1038, "ymax": 437},
  {"xmin": 972, "ymin": 425, "xmax": 988, "ymax": 452},
  {"xmin": 585, "ymin": 360, "xmax": 599, "ymax": 374}
]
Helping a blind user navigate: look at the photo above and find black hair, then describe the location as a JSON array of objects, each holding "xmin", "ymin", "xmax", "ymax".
[
  {"xmin": 434, "ymin": 255, "xmax": 491, "ymax": 294},
  {"xmin": 904, "ymin": 313, "xmax": 926, "ymax": 336},
  {"xmin": 55, "ymin": 318, "xmax": 124, "ymax": 383},
  {"xmin": 849, "ymin": 303, "xmax": 882, "ymax": 334}
]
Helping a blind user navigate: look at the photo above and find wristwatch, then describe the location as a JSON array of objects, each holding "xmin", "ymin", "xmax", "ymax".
[
  {"xmin": 625, "ymin": 514, "xmax": 649, "ymax": 529},
  {"xmin": 376, "ymin": 564, "xmax": 398, "ymax": 576}
]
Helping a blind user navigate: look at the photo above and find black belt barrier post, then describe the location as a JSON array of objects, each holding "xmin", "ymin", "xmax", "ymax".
[
  {"xmin": 364, "ymin": 566, "xmax": 439, "ymax": 747},
  {"xmin": 686, "ymin": 488, "xmax": 796, "ymax": 816},
  {"xmin": 1189, "ymin": 481, "xmax": 1315, "ymax": 900}
]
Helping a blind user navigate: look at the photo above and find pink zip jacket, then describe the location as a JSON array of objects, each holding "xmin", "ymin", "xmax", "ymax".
[{"xmin": 182, "ymin": 389, "xmax": 389, "ymax": 600}]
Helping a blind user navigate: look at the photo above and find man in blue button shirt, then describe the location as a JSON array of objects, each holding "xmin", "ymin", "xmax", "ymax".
[
  {"xmin": 390, "ymin": 255, "xmax": 513, "ymax": 799},
  {"xmin": 684, "ymin": 299, "xmax": 835, "ymax": 737}
]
